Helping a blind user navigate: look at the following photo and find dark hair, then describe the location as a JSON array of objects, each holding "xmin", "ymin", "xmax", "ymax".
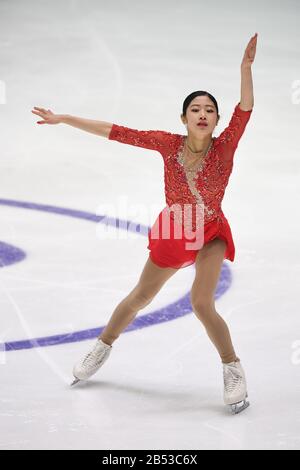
[{"xmin": 182, "ymin": 90, "xmax": 219, "ymax": 117}]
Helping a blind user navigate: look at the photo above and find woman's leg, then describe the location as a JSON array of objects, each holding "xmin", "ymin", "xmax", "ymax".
[
  {"xmin": 100, "ymin": 256, "xmax": 178, "ymax": 345},
  {"xmin": 190, "ymin": 238, "xmax": 238, "ymax": 364}
]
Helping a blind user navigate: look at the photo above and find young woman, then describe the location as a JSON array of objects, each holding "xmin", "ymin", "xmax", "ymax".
[{"xmin": 32, "ymin": 33, "xmax": 257, "ymax": 414}]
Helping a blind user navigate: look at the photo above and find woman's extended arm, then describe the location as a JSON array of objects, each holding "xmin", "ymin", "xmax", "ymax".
[
  {"xmin": 239, "ymin": 33, "xmax": 258, "ymax": 111},
  {"xmin": 31, "ymin": 107, "xmax": 113, "ymax": 138}
]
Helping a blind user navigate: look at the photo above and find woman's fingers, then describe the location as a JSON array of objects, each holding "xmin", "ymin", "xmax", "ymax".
[
  {"xmin": 32, "ymin": 107, "xmax": 54, "ymax": 117},
  {"xmin": 247, "ymin": 34, "xmax": 257, "ymax": 46},
  {"xmin": 33, "ymin": 107, "xmax": 47, "ymax": 112},
  {"xmin": 31, "ymin": 106, "xmax": 58, "ymax": 124},
  {"xmin": 31, "ymin": 110, "xmax": 43, "ymax": 116},
  {"xmin": 31, "ymin": 108, "xmax": 50, "ymax": 120},
  {"xmin": 32, "ymin": 109, "xmax": 47, "ymax": 124},
  {"xmin": 31, "ymin": 108, "xmax": 44, "ymax": 114}
]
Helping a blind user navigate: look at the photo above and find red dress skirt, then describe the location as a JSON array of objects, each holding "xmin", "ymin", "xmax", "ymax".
[{"xmin": 147, "ymin": 206, "xmax": 235, "ymax": 269}]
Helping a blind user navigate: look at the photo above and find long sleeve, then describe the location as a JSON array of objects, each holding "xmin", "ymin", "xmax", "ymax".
[
  {"xmin": 217, "ymin": 102, "xmax": 252, "ymax": 150},
  {"xmin": 108, "ymin": 124, "xmax": 174, "ymax": 155},
  {"xmin": 216, "ymin": 102, "xmax": 253, "ymax": 170}
]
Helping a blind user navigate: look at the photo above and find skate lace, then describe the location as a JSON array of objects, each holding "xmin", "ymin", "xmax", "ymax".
[
  {"xmin": 82, "ymin": 344, "xmax": 107, "ymax": 369},
  {"xmin": 223, "ymin": 365, "xmax": 243, "ymax": 394}
]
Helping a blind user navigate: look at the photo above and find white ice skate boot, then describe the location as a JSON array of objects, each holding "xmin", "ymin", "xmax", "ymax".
[
  {"xmin": 223, "ymin": 360, "xmax": 249, "ymax": 414},
  {"xmin": 71, "ymin": 338, "xmax": 112, "ymax": 386}
]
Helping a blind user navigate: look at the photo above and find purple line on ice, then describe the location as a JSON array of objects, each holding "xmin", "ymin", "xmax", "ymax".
[{"xmin": 0, "ymin": 241, "xmax": 26, "ymax": 267}]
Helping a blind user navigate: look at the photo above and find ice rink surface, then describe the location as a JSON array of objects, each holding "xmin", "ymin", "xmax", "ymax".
[{"xmin": 0, "ymin": 0, "xmax": 300, "ymax": 450}]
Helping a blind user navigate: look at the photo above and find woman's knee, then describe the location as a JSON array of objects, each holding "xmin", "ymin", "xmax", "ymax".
[
  {"xmin": 128, "ymin": 285, "xmax": 156, "ymax": 310},
  {"xmin": 191, "ymin": 295, "xmax": 215, "ymax": 322}
]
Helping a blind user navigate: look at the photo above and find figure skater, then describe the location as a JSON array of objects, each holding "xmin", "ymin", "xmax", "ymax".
[{"xmin": 31, "ymin": 33, "xmax": 257, "ymax": 414}]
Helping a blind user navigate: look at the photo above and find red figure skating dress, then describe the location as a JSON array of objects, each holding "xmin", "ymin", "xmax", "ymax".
[{"xmin": 108, "ymin": 102, "xmax": 252, "ymax": 269}]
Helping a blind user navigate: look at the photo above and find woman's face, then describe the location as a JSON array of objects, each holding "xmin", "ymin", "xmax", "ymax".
[{"xmin": 182, "ymin": 95, "xmax": 219, "ymax": 134}]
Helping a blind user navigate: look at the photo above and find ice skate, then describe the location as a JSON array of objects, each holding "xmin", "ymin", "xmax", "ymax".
[
  {"xmin": 223, "ymin": 360, "xmax": 250, "ymax": 414},
  {"xmin": 71, "ymin": 338, "xmax": 112, "ymax": 385}
]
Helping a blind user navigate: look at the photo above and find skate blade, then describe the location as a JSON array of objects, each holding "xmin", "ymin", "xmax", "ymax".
[
  {"xmin": 70, "ymin": 378, "xmax": 81, "ymax": 387},
  {"xmin": 229, "ymin": 399, "xmax": 250, "ymax": 415}
]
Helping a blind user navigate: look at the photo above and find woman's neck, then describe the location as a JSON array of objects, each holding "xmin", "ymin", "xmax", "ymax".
[{"xmin": 186, "ymin": 133, "xmax": 213, "ymax": 153}]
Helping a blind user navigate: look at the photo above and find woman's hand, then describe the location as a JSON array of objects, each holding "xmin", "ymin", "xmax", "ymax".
[
  {"xmin": 31, "ymin": 107, "xmax": 62, "ymax": 125},
  {"xmin": 241, "ymin": 33, "xmax": 258, "ymax": 68}
]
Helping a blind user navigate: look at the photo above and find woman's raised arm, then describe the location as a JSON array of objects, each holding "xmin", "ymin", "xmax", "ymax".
[
  {"xmin": 31, "ymin": 107, "xmax": 113, "ymax": 138},
  {"xmin": 239, "ymin": 33, "xmax": 258, "ymax": 111}
]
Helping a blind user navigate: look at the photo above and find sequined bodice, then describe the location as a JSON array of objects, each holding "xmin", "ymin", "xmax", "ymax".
[
  {"xmin": 163, "ymin": 134, "xmax": 230, "ymax": 230},
  {"xmin": 108, "ymin": 102, "xmax": 253, "ymax": 231}
]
